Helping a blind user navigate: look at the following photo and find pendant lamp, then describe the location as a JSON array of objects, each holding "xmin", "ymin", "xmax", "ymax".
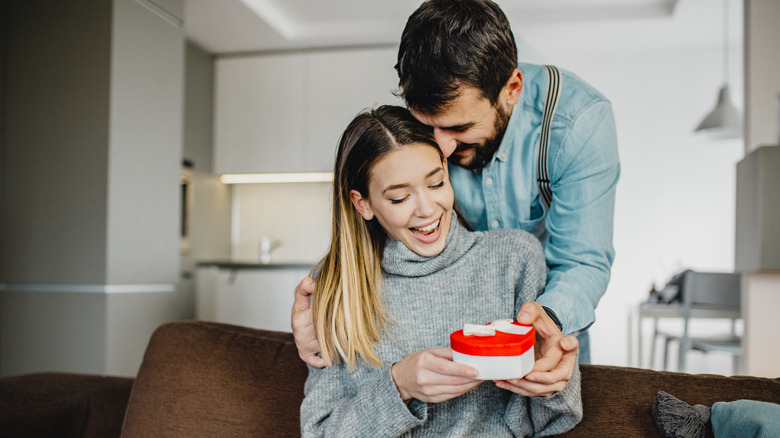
[{"xmin": 695, "ymin": 0, "xmax": 741, "ymax": 139}]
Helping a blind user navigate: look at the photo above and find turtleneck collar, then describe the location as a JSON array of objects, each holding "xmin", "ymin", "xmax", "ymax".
[{"xmin": 381, "ymin": 212, "xmax": 478, "ymax": 278}]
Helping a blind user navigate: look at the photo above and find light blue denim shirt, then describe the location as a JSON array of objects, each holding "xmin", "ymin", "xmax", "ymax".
[{"xmin": 449, "ymin": 62, "xmax": 620, "ymax": 338}]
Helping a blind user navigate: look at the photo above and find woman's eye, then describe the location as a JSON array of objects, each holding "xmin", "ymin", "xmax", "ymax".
[
  {"xmin": 430, "ymin": 181, "xmax": 445, "ymax": 189},
  {"xmin": 390, "ymin": 196, "xmax": 409, "ymax": 205}
]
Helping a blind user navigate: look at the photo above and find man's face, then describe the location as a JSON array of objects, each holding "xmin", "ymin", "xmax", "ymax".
[{"xmin": 410, "ymin": 86, "xmax": 511, "ymax": 170}]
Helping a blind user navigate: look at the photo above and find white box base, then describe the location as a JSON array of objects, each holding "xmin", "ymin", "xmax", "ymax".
[{"xmin": 452, "ymin": 348, "xmax": 534, "ymax": 380}]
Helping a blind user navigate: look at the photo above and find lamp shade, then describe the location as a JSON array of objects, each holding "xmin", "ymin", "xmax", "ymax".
[{"xmin": 695, "ymin": 84, "xmax": 742, "ymax": 139}]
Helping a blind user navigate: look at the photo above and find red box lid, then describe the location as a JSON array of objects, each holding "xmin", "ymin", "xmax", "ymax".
[{"xmin": 450, "ymin": 321, "xmax": 535, "ymax": 356}]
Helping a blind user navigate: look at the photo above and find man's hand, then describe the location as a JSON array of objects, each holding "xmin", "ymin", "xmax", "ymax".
[
  {"xmin": 495, "ymin": 301, "xmax": 578, "ymax": 396},
  {"xmin": 291, "ymin": 277, "xmax": 325, "ymax": 368},
  {"xmin": 391, "ymin": 348, "xmax": 481, "ymax": 404}
]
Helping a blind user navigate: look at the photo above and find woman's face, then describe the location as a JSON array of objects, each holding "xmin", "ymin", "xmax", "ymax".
[{"xmin": 351, "ymin": 143, "xmax": 454, "ymax": 257}]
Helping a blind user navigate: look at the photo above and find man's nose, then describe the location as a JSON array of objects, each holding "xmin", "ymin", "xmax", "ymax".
[{"xmin": 433, "ymin": 128, "xmax": 457, "ymax": 158}]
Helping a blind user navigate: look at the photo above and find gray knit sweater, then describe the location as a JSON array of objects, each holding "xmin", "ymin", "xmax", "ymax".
[{"xmin": 301, "ymin": 216, "xmax": 582, "ymax": 437}]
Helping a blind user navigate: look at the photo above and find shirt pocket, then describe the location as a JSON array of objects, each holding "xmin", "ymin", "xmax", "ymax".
[
  {"xmin": 517, "ymin": 198, "xmax": 547, "ymax": 239},
  {"xmin": 517, "ymin": 216, "xmax": 546, "ymax": 240}
]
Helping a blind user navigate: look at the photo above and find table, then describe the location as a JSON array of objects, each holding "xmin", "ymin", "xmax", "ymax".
[{"xmin": 635, "ymin": 301, "xmax": 741, "ymax": 371}]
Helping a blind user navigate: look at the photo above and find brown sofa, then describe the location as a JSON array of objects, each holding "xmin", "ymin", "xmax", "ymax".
[{"xmin": 1, "ymin": 321, "xmax": 779, "ymax": 437}]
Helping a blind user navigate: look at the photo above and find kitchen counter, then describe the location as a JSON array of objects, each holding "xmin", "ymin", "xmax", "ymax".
[{"xmin": 197, "ymin": 260, "xmax": 315, "ymax": 270}]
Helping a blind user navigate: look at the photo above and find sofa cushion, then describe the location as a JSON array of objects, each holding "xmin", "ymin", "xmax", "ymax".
[
  {"xmin": 0, "ymin": 373, "xmax": 133, "ymax": 438},
  {"xmin": 120, "ymin": 321, "xmax": 307, "ymax": 438},
  {"xmin": 559, "ymin": 364, "xmax": 780, "ymax": 437}
]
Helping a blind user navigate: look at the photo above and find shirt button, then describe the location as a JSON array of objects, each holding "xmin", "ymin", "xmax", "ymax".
[
  {"xmin": 486, "ymin": 177, "xmax": 493, "ymax": 186},
  {"xmin": 492, "ymin": 220, "xmax": 499, "ymax": 228}
]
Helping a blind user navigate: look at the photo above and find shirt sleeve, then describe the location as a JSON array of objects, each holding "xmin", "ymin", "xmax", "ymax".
[
  {"xmin": 534, "ymin": 99, "xmax": 620, "ymax": 337},
  {"xmin": 300, "ymin": 363, "xmax": 426, "ymax": 437}
]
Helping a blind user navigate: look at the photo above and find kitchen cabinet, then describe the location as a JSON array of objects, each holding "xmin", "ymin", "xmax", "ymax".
[
  {"xmin": 301, "ymin": 48, "xmax": 403, "ymax": 172},
  {"xmin": 214, "ymin": 47, "xmax": 402, "ymax": 174},
  {"xmin": 196, "ymin": 264, "xmax": 312, "ymax": 332},
  {"xmin": 214, "ymin": 53, "xmax": 307, "ymax": 174}
]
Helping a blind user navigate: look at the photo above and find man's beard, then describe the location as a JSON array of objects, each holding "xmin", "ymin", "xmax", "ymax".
[{"xmin": 450, "ymin": 105, "xmax": 510, "ymax": 170}]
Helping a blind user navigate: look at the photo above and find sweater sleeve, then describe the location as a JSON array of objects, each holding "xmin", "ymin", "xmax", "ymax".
[
  {"xmin": 300, "ymin": 363, "xmax": 427, "ymax": 437},
  {"xmin": 504, "ymin": 365, "xmax": 583, "ymax": 436},
  {"xmin": 512, "ymin": 231, "xmax": 548, "ymax": 315}
]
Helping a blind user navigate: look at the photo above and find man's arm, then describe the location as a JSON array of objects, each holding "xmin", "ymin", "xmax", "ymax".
[
  {"xmin": 535, "ymin": 98, "xmax": 620, "ymax": 337},
  {"xmin": 291, "ymin": 277, "xmax": 325, "ymax": 368}
]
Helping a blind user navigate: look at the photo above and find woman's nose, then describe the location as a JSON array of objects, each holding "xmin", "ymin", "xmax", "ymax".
[
  {"xmin": 415, "ymin": 192, "xmax": 436, "ymax": 217},
  {"xmin": 433, "ymin": 128, "xmax": 457, "ymax": 158}
]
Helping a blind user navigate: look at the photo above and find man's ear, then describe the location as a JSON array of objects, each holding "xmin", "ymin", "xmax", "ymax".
[
  {"xmin": 350, "ymin": 190, "xmax": 374, "ymax": 221},
  {"xmin": 503, "ymin": 68, "xmax": 523, "ymax": 106}
]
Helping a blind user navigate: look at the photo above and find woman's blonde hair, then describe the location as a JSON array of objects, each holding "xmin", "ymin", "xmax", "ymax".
[{"xmin": 312, "ymin": 105, "xmax": 440, "ymax": 368}]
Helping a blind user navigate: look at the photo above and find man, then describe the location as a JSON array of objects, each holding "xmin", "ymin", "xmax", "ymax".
[{"xmin": 292, "ymin": 0, "xmax": 619, "ymax": 396}]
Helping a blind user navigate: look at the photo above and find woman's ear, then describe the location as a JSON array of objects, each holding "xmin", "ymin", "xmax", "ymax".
[{"xmin": 350, "ymin": 190, "xmax": 374, "ymax": 221}]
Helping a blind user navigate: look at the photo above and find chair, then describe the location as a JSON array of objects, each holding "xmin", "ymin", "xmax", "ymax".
[{"xmin": 657, "ymin": 271, "xmax": 742, "ymax": 374}]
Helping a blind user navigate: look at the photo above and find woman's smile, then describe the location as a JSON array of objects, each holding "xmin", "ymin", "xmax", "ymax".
[{"xmin": 409, "ymin": 215, "xmax": 443, "ymax": 243}]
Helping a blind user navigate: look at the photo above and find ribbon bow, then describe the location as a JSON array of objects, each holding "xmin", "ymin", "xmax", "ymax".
[{"xmin": 463, "ymin": 319, "xmax": 530, "ymax": 337}]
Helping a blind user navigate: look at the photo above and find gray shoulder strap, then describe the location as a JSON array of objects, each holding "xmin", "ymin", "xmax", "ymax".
[{"xmin": 537, "ymin": 65, "xmax": 561, "ymax": 210}]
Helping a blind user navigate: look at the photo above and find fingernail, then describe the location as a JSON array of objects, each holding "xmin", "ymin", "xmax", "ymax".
[
  {"xmin": 517, "ymin": 312, "xmax": 530, "ymax": 322},
  {"xmin": 561, "ymin": 338, "xmax": 571, "ymax": 349}
]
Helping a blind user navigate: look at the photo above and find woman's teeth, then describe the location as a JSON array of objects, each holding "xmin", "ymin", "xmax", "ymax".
[{"xmin": 411, "ymin": 218, "xmax": 440, "ymax": 236}]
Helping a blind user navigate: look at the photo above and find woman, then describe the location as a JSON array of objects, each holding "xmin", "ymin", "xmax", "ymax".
[{"xmin": 300, "ymin": 105, "xmax": 581, "ymax": 437}]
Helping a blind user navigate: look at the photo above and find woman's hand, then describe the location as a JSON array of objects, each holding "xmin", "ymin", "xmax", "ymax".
[
  {"xmin": 495, "ymin": 302, "xmax": 578, "ymax": 396},
  {"xmin": 391, "ymin": 348, "xmax": 481, "ymax": 404},
  {"xmin": 291, "ymin": 277, "xmax": 325, "ymax": 368}
]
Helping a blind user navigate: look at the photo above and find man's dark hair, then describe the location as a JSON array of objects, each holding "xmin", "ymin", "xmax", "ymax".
[{"xmin": 395, "ymin": 0, "xmax": 518, "ymax": 115}]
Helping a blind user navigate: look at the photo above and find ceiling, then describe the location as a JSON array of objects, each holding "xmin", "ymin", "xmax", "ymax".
[{"xmin": 181, "ymin": 0, "xmax": 742, "ymax": 57}]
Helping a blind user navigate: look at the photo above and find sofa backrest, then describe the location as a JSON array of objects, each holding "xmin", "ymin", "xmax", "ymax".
[
  {"xmin": 120, "ymin": 321, "xmax": 307, "ymax": 438},
  {"xmin": 121, "ymin": 321, "xmax": 780, "ymax": 438},
  {"xmin": 559, "ymin": 363, "xmax": 780, "ymax": 437}
]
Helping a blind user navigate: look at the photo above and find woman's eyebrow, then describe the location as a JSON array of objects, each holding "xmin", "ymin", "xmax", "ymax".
[
  {"xmin": 426, "ymin": 167, "xmax": 444, "ymax": 178},
  {"xmin": 381, "ymin": 167, "xmax": 444, "ymax": 194},
  {"xmin": 382, "ymin": 182, "xmax": 410, "ymax": 194}
]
